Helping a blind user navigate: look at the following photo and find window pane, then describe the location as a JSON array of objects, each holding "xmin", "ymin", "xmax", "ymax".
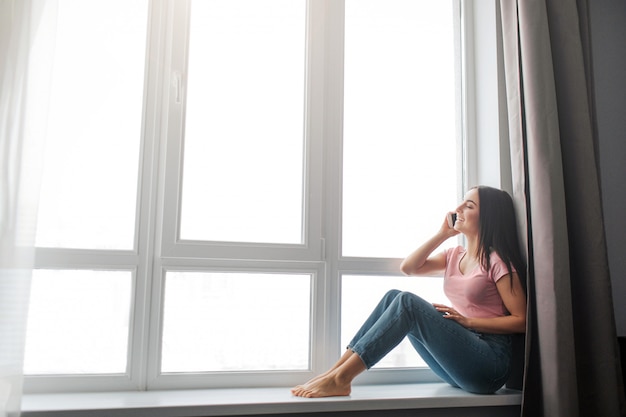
[
  {"xmin": 342, "ymin": 0, "xmax": 458, "ymax": 258},
  {"xmin": 35, "ymin": 0, "xmax": 148, "ymax": 250},
  {"xmin": 161, "ymin": 271, "xmax": 311, "ymax": 372},
  {"xmin": 342, "ymin": 275, "xmax": 449, "ymax": 368},
  {"xmin": 180, "ymin": 0, "xmax": 306, "ymax": 244},
  {"xmin": 24, "ymin": 270, "xmax": 132, "ymax": 375}
]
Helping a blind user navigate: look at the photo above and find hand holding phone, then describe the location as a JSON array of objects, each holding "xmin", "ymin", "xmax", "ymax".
[{"xmin": 447, "ymin": 213, "xmax": 457, "ymax": 228}]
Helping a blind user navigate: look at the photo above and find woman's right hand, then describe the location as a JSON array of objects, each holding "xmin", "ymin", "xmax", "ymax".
[{"xmin": 440, "ymin": 212, "xmax": 460, "ymax": 237}]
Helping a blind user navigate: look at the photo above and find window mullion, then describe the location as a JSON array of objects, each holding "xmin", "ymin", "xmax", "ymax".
[
  {"xmin": 132, "ymin": 0, "xmax": 173, "ymax": 392},
  {"xmin": 319, "ymin": 0, "xmax": 345, "ymax": 374}
]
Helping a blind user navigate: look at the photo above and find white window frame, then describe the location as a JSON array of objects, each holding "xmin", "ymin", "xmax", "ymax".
[{"xmin": 24, "ymin": 0, "xmax": 512, "ymax": 394}]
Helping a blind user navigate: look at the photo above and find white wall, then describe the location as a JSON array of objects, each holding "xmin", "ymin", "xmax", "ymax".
[{"xmin": 589, "ymin": 0, "xmax": 626, "ymax": 337}]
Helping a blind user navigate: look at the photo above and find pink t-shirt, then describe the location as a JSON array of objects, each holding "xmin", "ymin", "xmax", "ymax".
[{"xmin": 443, "ymin": 246, "xmax": 514, "ymax": 319}]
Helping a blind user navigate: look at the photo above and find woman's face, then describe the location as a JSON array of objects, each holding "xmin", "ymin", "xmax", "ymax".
[{"xmin": 454, "ymin": 188, "xmax": 480, "ymax": 236}]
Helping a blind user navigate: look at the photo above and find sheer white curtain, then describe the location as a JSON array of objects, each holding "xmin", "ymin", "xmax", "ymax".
[{"xmin": 1, "ymin": 1, "xmax": 54, "ymax": 415}]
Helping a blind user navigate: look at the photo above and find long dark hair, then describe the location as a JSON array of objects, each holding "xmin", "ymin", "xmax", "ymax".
[{"xmin": 475, "ymin": 186, "xmax": 526, "ymax": 292}]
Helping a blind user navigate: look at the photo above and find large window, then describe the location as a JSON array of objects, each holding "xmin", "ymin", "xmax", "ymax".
[
  {"xmin": 342, "ymin": 0, "xmax": 458, "ymax": 259},
  {"xmin": 34, "ymin": 0, "xmax": 146, "ymax": 250},
  {"xmin": 180, "ymin": 0, "xmax": 307, "ymax": 244},
  {"xmin": 25, "ymin": 0, "xmax": 149, "ymax": 389},
  {"xmin": 26, "ymin": 0, "xmax": 464, "ymax": 392}
]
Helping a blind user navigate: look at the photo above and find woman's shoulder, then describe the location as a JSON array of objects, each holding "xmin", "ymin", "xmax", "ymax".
[
  {"xmin": 488, "ymin": 249, "xmax": 516, "ymax": 278},
  {"xmin": 488, "ymin": 250, "xmax": 509, "ymax": 266},
  {"xmin": 445, "ymin": 245, "xmax": 466, "ymax": 259}
]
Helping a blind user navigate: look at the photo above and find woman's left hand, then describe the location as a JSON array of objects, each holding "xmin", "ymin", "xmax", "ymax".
[{"xmin": 433, "ymin": 303, "xmax": 471, "ymax": 328}]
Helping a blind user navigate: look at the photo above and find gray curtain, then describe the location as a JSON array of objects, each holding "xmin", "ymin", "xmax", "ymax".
[{"xmin": 498, "ymin": 0, "xmax": 626, "ymax": 416}]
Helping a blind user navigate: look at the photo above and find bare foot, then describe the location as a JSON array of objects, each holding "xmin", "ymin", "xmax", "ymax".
[
  {"xmin": 291, "ymin": 350, "xmax": 365, "ymax": 398},
  {"xmin": 290, "ymin": 372, "xmax": 329, "ymax": 396},
  {"xmin": 291, "ymin": 371, "xmax": 351, "ymax": 398},
  {"xmin": 291, "ymin": 349, "xmax": 355, "ymax": 396}
]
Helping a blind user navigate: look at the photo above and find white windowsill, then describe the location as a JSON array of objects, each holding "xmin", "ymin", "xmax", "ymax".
[{"xmin": 22, "ymin": 383, "xmax": 522, "ymax": 417}]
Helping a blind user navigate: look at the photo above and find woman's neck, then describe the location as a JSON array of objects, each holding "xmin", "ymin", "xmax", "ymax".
[{"xmin": 464, "ymin": 234, "xmax": 480, "ymax": 261}]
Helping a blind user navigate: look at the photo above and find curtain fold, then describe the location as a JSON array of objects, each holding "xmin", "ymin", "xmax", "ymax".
[
  {"xmin": 499, "ymin": 0, "xmax": 626, "ymax": 416},
  {"xmin": 0, "ymin": 1, "xmax": 49, "ymax": 416}
]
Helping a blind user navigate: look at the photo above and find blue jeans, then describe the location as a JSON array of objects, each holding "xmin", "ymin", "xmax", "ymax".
[{"xmin": 347, "ymin": 289, "xmax": 512, "ymax": 394}]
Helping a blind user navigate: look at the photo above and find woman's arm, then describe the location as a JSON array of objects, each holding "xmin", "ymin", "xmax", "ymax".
[
  {"xmin": 400, "ymin": 214, "xmax": 458, "ymax": 276},
  {"xmin": 434, "ymin": 272, "xmax": 527, "ymax": 334}
]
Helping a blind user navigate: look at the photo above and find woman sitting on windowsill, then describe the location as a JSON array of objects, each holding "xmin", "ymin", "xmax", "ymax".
[{"xmin": 292, "ymin": 186, "xmax": 527, "ymax": 397}]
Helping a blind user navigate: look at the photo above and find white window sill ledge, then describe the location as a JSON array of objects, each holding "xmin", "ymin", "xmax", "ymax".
[{"xmin": 22, "ymin": 383, "xmax": 522, "ymax": 417}]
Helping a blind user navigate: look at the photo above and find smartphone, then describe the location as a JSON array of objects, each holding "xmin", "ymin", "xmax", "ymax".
[{"xmin": 447, "ymin": 213, "xmax": 457, "ymax": 228}]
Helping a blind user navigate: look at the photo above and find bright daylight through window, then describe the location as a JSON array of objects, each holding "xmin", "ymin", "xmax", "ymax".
[{"xmin": 26, "ymin": 0, "xmax": 462, "ymax": 391}]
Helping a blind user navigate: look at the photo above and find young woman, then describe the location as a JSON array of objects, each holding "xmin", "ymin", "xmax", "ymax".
[{"xmin": 291, "ymin": 186, "xmax": 527, "ymax": 397}]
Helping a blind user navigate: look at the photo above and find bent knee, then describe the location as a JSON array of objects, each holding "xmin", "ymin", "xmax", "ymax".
[
  {"xmin": 383, "ymin": 289, "xmax": 402, "ymax": 300},
  {"xmin": 397, "ymin": 291, "xmax": 428, "ymax": 305}
]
